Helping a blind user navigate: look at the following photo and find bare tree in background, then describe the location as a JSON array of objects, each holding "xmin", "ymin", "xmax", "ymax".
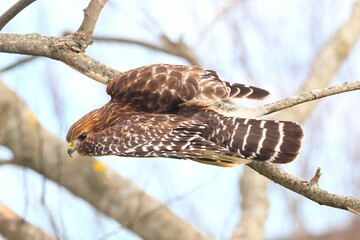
[{"xmin": 0, "ymin": 0, "xmax": 360, "ymax": 239}]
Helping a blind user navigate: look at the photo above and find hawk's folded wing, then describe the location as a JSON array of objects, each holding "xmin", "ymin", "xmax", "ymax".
[
  {"xmin": 77, "ymin": 114, "xmax": 250, "ymax": 167},
  {"xmin": 106, "ymin": 64, "xmax": 270, "ymax": 112}
]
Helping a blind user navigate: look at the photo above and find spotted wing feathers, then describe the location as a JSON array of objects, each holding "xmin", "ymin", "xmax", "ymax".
[
  {"xmin": 77, "ymin": 115, "xmax": 250, "ymax": 167},
  {"xmin": 106, "ymin": 64, "xmax": 269, "ymax": 112}
]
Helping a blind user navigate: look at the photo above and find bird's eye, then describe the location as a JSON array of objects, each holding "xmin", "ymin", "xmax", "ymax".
[{"xmin": 78, "ymin": 133, "xmax": 87, "ymax": 141}]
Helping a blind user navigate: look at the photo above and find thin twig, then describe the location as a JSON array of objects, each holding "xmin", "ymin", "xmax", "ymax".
[
  {"xmin": 309, "ymin": 167, "xmax": 322, "ymax": 188},
  {"xmin": 0, "ymin": 56, "xmax": 36, "ymax": 72},
  {"xmin": 214, "ymin": 81, "xmax": 360, "ymax": 118},
  {"xmin": 92, "ymin": 35, "xmax": 201, "ymax": 66},
  {"xmin": 258, "ymin": 81, "xmax": 360, "ymax": 116},
  {"xmin": 0, "ymin": 0, "xmax": 36, "ymax": 31},
  {"xmin": 196, "ymin": 0, "xmax": 243, "ymax": 45},
  {"xmin": 275, "ymin": 0, "xmax": 360, "ymax": 123},
  {"xmin": 93, "ymin": 36, "xmax": 177, "ymax": 54}
]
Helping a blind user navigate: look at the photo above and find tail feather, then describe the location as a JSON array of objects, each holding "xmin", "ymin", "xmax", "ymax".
[
  {"xmin": 225, "ymin": 119, "xmax": 304, "ymax": 163},
  {"xmin": 226, "ymin": 83, "xmax": 270, "ymax": 100}
]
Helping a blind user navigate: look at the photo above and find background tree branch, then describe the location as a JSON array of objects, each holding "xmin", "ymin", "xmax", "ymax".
[
  {"xmin": 91, "ymin": 35, "xmax": 201, "ymax": 66},
  {"xmin": 231, "ymin": 168, "xmax": 269, "ymax": 240},
  {"xmin": 0, "ymin": 203, "xmax": 53, "ymax": 240},
  {"xmin": 0, "ymin": 80, "xmax": 209, "ymax": 240},
  {"xmin": 0, "ymin": 0, "xmax": 36, "ymax": 31},
  {"xmin": 0, "ymin": 56, "xmax": 37, "ymax": 72},
  {"xmin": 276, "ymin": 0, "xmax": 360, "ymax": 122}
]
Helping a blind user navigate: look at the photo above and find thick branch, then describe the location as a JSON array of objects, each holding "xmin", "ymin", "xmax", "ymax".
[
  {"xmin": 0, "ymin": 81, "xmax": 209, "ymax": 240},
  {"xmin": 0, "ymin": 0, "xmax": 36, "ymax": 31},
  {"xmin": 248, "ymin": 161, "xmax": 360, "ymax": 214},
  {"xmin": 0, "ymin": 33, "xmax": 119, "ymax": 83},
  {"xmin": 0, "ymin": 204, "xmax": 53, "ymax": 240}
]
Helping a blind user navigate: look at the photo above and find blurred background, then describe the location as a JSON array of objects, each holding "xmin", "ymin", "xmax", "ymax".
[{"xmin": 0, "ymin": 0, "xmax": 360, "ymax": 239}]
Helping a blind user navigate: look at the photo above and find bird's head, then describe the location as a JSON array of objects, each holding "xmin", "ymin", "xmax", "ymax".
[{"xmin": 66, "ymin": 109, "xmax": 102, "ymax": 157}]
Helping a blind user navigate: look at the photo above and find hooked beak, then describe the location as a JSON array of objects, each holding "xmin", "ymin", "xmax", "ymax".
[{"xmin": 67, "ymin": 141, "xmax": 76, "ymax": 157}]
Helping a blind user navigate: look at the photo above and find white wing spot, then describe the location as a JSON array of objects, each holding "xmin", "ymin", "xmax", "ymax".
[
  {"xmin": 241, "ymin": 125, "xmax": 252, "ymax": 151},
  {"xmin": 256, "ymin": 129, "xmax": 267, "ymax": 154}
]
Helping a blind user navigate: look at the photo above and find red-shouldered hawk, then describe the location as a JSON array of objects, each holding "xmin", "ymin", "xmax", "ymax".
[{"xmin": 66, "ymin": 64, "xmax": 304, "ymax": 167}]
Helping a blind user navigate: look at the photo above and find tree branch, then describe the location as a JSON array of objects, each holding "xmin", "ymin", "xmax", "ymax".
[
  {"xmin": 214, "ymin": 81, "xmax": 360, "ymax": 119},
  {"xmin": 242, "ymin": 0, "xmax": 360, "ymax": 217},
  {"xmin": 91, "ymin": 35, "xmax": 201, "ymax": 66},
  {"xmin": 75, "ymin": 0, "xmax": 108, "ymax": 50},
  {"xmin": 0, "ymin": 160, "xmax": 14, "ymax": 167},
  {"xmin": 0, "ymin": 203, "xmax": 54, "ymax": 240},
  {"xmin": 309, "ymin": 167, "xmax": 322, "ymax": 188},
  {"xmin": 0, "ymin": 56, "xmax": 37, "ymax": 72},
  {"xmin": 0, "ymin": 0, "xmax": 36, "ymax": 31},
  {"xmin": 0, "ymin": 0, "xmax": 113, "ymax": 83},
  {"xmin": 196, "ymin": 0, "xmax": 242, "ymax": 45},
  {"xmin": 275, "ymin": 0, "xmax": 360, "ymax": 122},
  {"xmin": 0, "ymin": 33, "xmax": 119, "ymax": 83},
  {"xmin": 214, "ymin": 0, "xmax": 360, "ymax": 120},
  {"xmin": 258, "ymin": 81, "xmax": 360, "ymax": 117},
  {"xmin": 0, "ymin": 81, "xmax": 209, "ymax": 240},
  {"xmin": 240, "ymin": 1, "xmax": 360, "ymax": 216},
  {"xmin": 248, "ymin": 161, "xmax": 360, "ymax": 215},
  {"xmin": 231, "ymin": 168, "xmax": 269, "ymax": 240}
]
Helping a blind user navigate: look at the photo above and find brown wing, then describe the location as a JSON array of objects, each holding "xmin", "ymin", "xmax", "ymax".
[
  {"xmin": 106, "ymin": 64, "xmax": 269, "ymax": 112},
  {"xmin": 76, "ymin": 114, "xmax": 249, "ymax": 166}
]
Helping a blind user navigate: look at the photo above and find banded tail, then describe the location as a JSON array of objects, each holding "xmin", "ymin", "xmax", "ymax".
[{"xmin": 224, "ymin": 118, "xmax": 304, "ymax": 163}]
